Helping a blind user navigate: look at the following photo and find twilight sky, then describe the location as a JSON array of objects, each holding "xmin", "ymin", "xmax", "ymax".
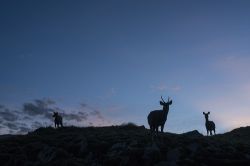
[{"xmin": 1, "ymin": 0, "xmax": 250, "ymax": 134}]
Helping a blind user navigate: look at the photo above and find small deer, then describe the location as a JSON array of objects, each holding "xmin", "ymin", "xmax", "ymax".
[
  {"xmin": 203, "ymin": 112, "xmax": 216, "ymax": 136},
  {"xmin": 147, "ymin": 96, "xmax": 172, "ymax": 135},
  {"xmin": 53, "ymin": 112, "xmax": 63, "ymax": 128}
]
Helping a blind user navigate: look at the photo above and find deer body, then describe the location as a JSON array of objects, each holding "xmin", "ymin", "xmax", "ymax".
[
  {"xmin": 53, "ymin": 112, "xmax": 63, "ymax": 128},
  {"xmin": 203, "ymin": 112, "xmax": 215, "ymax": 136},
  {"xmin": 148, "ymin": 96, "xmax": 172, "ymax": 135}
]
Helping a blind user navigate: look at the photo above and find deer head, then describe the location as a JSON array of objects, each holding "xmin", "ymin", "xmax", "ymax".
[
  {"xmin": 203, "ymin": 111, "xmax": 210, "ymax": 120},
  {"xmin": 53, "ymin": 112, "xmax": 58, "ymax": 117},
  {"xmin": 160, "ymin": 96, "xmax": 172, "ymax": 111}
]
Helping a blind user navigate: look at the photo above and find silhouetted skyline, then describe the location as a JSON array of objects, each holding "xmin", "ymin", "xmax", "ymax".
[{"xmin": 1, "ymin": 0, "xmax": 250, "ymax": 134}]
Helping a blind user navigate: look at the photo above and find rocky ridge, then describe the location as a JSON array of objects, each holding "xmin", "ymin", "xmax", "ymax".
[{"xmin": 1, "ymin": 125, "xmax": 250, "ymax": 166}]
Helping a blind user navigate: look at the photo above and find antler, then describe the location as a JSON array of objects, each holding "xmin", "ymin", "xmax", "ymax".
[{"xmin": 161, "ymin": 96, "xmax": 166, "ymax": 103}]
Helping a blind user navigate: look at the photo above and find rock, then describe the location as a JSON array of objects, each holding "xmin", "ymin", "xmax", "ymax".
[
  {"xmin": 104, "ymin": 142, "xmax": 128, "ymax": 165},
  {"xmin": 0, "ymin": 154, "xmax": 11, "ymax": 164},
  {"xmin": 38, "ymin": 145, "xmax": 69, "ymax": 163},
  {"xmin": 155, "ymin": 161, "xmax": 177, "ymax": 166},
  {"xmin": 83, "ymin": 152, "xmax": 94, "ymax": 164},
  {"xmin": 182, "ymin": 130, "xmax": 203, "ymax": 138},
  {"xmin": 166, "ymin": 148, "xmax": 181, "ymax": 165},
  {"xmin": 109, "ymin": 142, "xmax": 127, "ymax": 155},
  {"xmin": 38, "ymin": 146, "xmax": 57, "ymax": 163},
  {"xmin": 143, "ymin": 143, "xmax": 161, "ymax": 165},
  {"xmin": 245, "ymin": 154, "xmax": 250, "ymax": 159},
  {"xmin": 187, "ymin": 142, "xmax": 199, "ymax": 155},
  {"xmin": 129, "ymin": 140, "xmax": 138, "ymax": 147},
  {"xmin": 126, "ymin": 147, "xmax": 144, "ymax": 165},
  {"xmin": 1, "ymin": 126, "xmax": 250, "ymax": 165},
  {"xmin": 78, "ymin": 138, "xmax": 88, "ymax": 155}
]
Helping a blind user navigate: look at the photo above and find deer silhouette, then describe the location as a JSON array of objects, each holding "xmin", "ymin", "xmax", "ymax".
[
  {"xmin": 147, "ymin": 96, "xmax": 172, "ymax": 135},
  {"xmin": 203, "ymin": 112, "xmax": 216, "ymax": 136},
  {"xmin": 53, "ymin": 112, "xmax": 63, "ymax": 128}
]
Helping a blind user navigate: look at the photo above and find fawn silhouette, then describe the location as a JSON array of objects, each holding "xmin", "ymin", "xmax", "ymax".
[
  {"xmin": 203, "ymin": 112, "xmax": 216, "ymax": 136},
  {"xmin": 53, "ymin": 112, "xmax": 63, "ymax": 128},
  {"xmin": 147, "ymin": 96, "xmax": 172, "ymax": 136}
]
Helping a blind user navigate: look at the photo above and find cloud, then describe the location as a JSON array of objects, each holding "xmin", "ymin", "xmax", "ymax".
[
  {"xmin": 0, "ymin": 105, "xmax": 4, "ymax": 109},
  {"xmin": 195, "ymin": 85, "xmax": 250, "ymax": 132},
  {"xmin": 171, "ymin": 85, "xmax": 182, "ymax": 91},
  {"xmin": 215, "ymin": 55, "xmax": 250, "ymax": 79},
  {"xmin": 79, "ymin": 102, "xmax": 109, "ymax": 121},
  {"xmin": 106, "ymin": 105, "xmax": 123, "ymax": 113},
  {"xmin": 4, "ymin": 122, "xmax": 19, "ymax": 130},
  {"xmin": 99, "ymin": 88, "xmax": 116, "ymax": 100},
  {"xmin": 22, "ymin": 98, "xmax": 55, "ymax": 118},
  {"xmin": 0, "ymin": 98, "xmax": 111, "ymax": 134},
  {"xmin": 189, "ymin": 55, "xmax": 250, "ymax": 133},
  {"xmin": 22, "ymin": 99, "xmax": 89, "ymax": 122},
  {"xmin": 31, "ymin": 121, "xmax": 43, "ymax": 129},
  {"xmin": 151, "ymin": 84, "xmax": 182, "ymax": 92},
  {"xmin": 61, "ymin": 112, "xmax": 88, "ymax": 122},
  {"xmin": 18, "ymin": 53, "xmax": 33, "ymax": 59},
  {"xmin": 80, "ymin": 103, "xmax": 88, "ymax": 108},
  {"xmin": 89, "ymin": 110, "xmax": 104, "ymax": 120},
  {"xmin": 151, "ymin": 84, "xmax": 167, "ymax": 91},
  {"xmin": 17, "ymin": 127, "xmax": 31, "ymax": 134},
  {"xmin": 0, "ymin": 108, "xmax": 18, "ymax": 121}
]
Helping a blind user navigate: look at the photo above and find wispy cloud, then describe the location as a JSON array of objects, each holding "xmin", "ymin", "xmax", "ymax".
[
  {"xmin": 215, "ymin": 55, "xmax": 250, "ymax": 78},
  {"xmin": 187, "ymin": 55, "xmax": 250, "ymax": 133},
  {"xmin": 99, "ymin": 88, "xmax": 117, "ymax": 100},
  {"xmin": 22, "ymin": 98, "xmax": 55, "ymax": 118},
  {"xmin": 151, "ymin": 83, "xmax": 182, "ymax": 92},
  {"xmin": 22, "ymin": 98, "xmax": 90, "ymax": 122},
  {"xmin": 195, "ymin": 84, "xmax": 250, "ymax": 132},
  {"xmin": 0, "ymin": 106, "xmax": 18, "ymax": 121},
  {"xmin": 18, "ymin": 53, "xmax": 33, "ymax": 59},
  {"xmin": 0, "ymin": 98, "xmax": 111, "ymax": 134}
]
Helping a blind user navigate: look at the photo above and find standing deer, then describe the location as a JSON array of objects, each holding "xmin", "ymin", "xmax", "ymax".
[
  {"xmin": 203, "ymin": 112, "xmax": 216, "ymax": 136},
  {"xmin": 53, "ymin": 112, "xmax": 63, "ymax": 128},
  {"xmin": 147, "ymin": 96, "xmax": 172, "ymax": 135}
]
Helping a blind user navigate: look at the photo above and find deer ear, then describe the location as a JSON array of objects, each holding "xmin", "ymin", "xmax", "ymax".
[
  {"xmin": 208, "ymin": 112, "xmax": 210, "ymax": 114},
  {"xmin": 169, "ymin": 100, "xmax": 172, "ymax": 105},
  {"xmin": 203, "ymin": 112, "xmax": 205, "ymax": 115}
]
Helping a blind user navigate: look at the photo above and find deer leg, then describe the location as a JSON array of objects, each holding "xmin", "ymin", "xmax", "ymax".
[
  {"xmin": 150, "ymin": 126, "xmax": 152, "ymax": 135},
  {"xmin": 161, "ymin": 125, "xmax": 164, "ymax": 132},
  {"xmin": 156, "ymin": 126, "xmax": 159, "ymax": 136},
  {"xmin": 207, "ymin": 130, "xmax": 209, "ymax": 136},
  {"xmin": 151, "ymin": 127, "xmax": 154, "ymax": 138}
]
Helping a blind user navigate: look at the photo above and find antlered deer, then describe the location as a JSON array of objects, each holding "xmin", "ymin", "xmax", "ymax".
[
  {"xmin": 53, "ymin": 112, "xmax": 63, "ymax": 128},
  {"xmin": 203, "ymin": 112, "xmax": 216, "ymax": 136},
  {"xmin": 147, "ymin": 96, "xmax": 172, "ymax": 135}
]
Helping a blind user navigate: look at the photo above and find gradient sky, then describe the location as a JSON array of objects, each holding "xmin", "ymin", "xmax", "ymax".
[{"xmin": 1, "ymin": 0, "xmax": 250, "ymax": 134}]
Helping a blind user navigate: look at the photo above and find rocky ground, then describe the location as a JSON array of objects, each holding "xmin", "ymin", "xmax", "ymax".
[{"xmin": 1, "ymin": 124, "xmax": 250, "ymax": 166}]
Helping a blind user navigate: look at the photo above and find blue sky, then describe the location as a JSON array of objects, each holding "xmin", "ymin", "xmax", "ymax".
[{"xmin": 1, "ymin": 0, "xmax": 250, "ymax": 134}]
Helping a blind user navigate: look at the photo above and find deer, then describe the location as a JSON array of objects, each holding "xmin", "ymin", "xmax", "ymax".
[
  {"xmin": 147, "ymin": 96, "xmax": 172, "ymax": 136},
  {"xmin": 53, "ymin": 112, "xmax": 63, "ymax": 128},
  {"xmin": 203, "ymin": 112, "xmax": 216, "ymax": 136}
]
